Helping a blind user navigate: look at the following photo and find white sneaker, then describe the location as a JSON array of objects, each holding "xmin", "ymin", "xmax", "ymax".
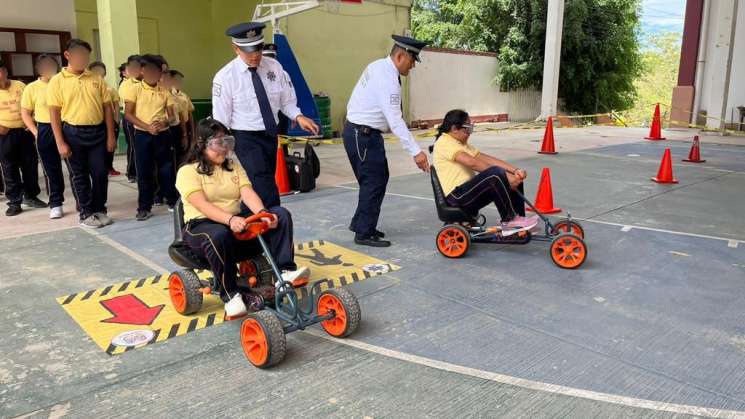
[
  {"xmin": 281, "ymin": 266, "xmax": 311, "ymax": 286},
  {"xmin": 224, "ymin": 293, "xmax": 247, "ymax": 317},
  {"xmin": 95, "ymin": 212, "xmax": 114, "ymax": 226},
  {"xmin": 49, "ymin": 206, "xmax": 63, "ymax": 219}
]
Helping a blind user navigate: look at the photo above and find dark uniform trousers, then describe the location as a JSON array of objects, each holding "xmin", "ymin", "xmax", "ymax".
[
  {"xmin": 62, "ymin": 123, "xmax": 108, "ymax": 219},
  {"xmin": 0, "ymin": 128, "xmax": 40, "ymax": 207},
  {"xmin": 170, "ymin": 125, "xmax": 186, "ymax": 168},
  {"xmin": 122, "ymin": 119, "xmax": 137, "ymax": 179},
  {"xmin": 183, "ymin": 206, "xmax": 298, "ymax": 301},
  {"xmin": 133, "ymin": 129, "xmax": 178, "ymax": 211},
  {"xmin": 446, "ymin": 166, "xmax": 526, "ymax": 222},
  {"xmin": 104, "ymin": 122, "xmax": 120, "ymax": 171},
  {"xmin": 343, "ymin": 121, "xmax": 389, "ymax": 236},
  {"xmin": 36, "ymin": 123, "xmax": 65, "ymax": 208},
  {"xmin": 233, "ymin": 130, "xmax": 280, "ymax": 208}
]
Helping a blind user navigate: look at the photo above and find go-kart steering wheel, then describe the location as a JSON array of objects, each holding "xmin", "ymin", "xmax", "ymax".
[{"xmin": 233, "ymin": 212, "xmax": 277, "ymax": 241}]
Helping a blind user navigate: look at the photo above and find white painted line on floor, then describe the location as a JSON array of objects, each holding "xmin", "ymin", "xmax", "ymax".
[
  {"xmin": 305, "ymin": 329, "xmax": 745, "ymax": 418},
  {"xmin": 729, "ymin": 240, "xmax": 739, "ymax": 249},
  {"xmin": 81, "ymin": 228, "xmax": 170, "ymax": 274},
  {"xmin": 669, "ymin": 251, "xmax": 690, "ymax": 257},
  {"xmin": 621, "ymin": 225, "xmax": 633, "ymax": 232},
  {"xmin": 334, "ymin": 185, "xmax": 745, "ymax": 246}
]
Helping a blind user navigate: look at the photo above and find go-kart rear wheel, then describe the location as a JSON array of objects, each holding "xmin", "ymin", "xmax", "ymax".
[
  {"xmin": 240, "ymin": 310, "xmax": 286, "ymax": 368},
  {"xmin": 168, "ymin": 270, "xmax": 203, "ymax": 315},
  {"xmin": 318, "ymin": 287, "xmax": 361, "ymax": 338},
  {"xmin": 550, "ymin": 233, "xmax": 588, "ymax": 269},
  {"xmin": 552, "ymin": 220, "xmax": 585, "ymax": 239},
  {"xmin": 436, "ymin": 225, "xmax": 470, "ymax": 258}
]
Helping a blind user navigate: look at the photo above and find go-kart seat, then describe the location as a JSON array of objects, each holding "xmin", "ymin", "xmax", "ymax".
[
  {"xmin": 168, "ymin": 199, "xmax": 210, "ymax": 270},
  {"xmin": 430, "ymin": 166, "xmax": 476, "ymax": 223}
]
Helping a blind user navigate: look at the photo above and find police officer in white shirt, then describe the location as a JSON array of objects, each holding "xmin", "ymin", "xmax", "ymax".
[
  {"xmin": 212, "ymin": 22, "xmax": 319, "ymax": 208},
  {"xmin": 344, "ymin": 35, "xmax": 430, "ymax": 247}
]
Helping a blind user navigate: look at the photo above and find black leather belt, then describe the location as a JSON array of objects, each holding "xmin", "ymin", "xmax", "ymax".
[{"xmin": 346, "ymin": 120, "xmax": 381, "ymax": 136}]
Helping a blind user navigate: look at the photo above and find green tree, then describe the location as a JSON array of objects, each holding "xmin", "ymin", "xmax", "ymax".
[
  {"xmin": 412, "ymin": 0, "xmax": 644, "ymax": 114},
  {"xmin": 623, "ymin": 31, "xmax": 681, "ymax": 124}
]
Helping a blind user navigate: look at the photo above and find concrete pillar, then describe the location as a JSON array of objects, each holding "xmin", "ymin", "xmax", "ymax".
[
  {"xmin": 705, "ymin": 0, "xmax": 738, "ymax": 130},
  {"xmin": 96, "ymin": 0, "xmax": 139, "ymax": 88},
  {"xmin": 670, "ymin": 0, "xmax": 703, "ymax": 127},
  {"xmin": 538, "ymin": 0, "xmax": 565, "ymax": 120}
]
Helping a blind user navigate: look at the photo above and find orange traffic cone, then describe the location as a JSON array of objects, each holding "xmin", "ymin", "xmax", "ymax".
[
  {"xmin": 538, "ymin": 116, "xmax": 557, "ymax": 154},
  {"xmin": 682, "ymin": 136, "xmax": 705, "ymax": 163},
  {"xmin": 275, "ymin": 145, "xmax": 292, "ymax": 195},
  {"xmin": 651, "ymin": 148, "xmax": 678, "ymax": 184},
  {"xmin": 527, "ymin": 167, "xmax": 562, "ymax": 214},
  {"xmin": 645, "ymin": 103, "xmax": 666, "ymax": 140}
]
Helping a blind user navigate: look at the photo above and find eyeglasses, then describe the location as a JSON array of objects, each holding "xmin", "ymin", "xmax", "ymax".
[
  {"xmin": 461, "ymin": 124, "xmax": 474, "ymax": 134},
  {"xmin": 207, "ymin": 135, "xmax": 235, "ymax": 153}
]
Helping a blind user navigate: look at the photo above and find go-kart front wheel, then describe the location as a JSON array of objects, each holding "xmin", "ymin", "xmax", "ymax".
[
  {"xmin": 168, "ymin": 270, "xmax": 203, "ymax": 315},
  {"xmin": 240, "ymin": 310, "xmax": 286, "ymax": 368},
  {"xmin": 436, "ymin": 224, "xmax": 471, "ymax": 258},
  {"xmin": 317, "ymin": 287, "xmax": 361, "ymax": 338},
  {"xmin": 550, "ymin": 233, "xmax": 588, "ymax": 269}
]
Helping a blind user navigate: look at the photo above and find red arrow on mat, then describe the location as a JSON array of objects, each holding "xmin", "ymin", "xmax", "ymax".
[{"xmin": 100, "ymin": 294, "xmax": 165, "ymax": 326}]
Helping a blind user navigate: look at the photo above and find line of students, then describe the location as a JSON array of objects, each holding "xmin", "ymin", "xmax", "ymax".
[{"xmin": 1, "ymin": 38, "xmax": 196, "ymax": 226}]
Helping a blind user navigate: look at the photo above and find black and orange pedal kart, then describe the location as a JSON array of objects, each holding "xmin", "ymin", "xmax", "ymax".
[
  {"xmin": 430, "ymin": 167, "xmax": 588, "ymax": 269},
  {"xmin": 166, "ymin": 201, "xmax": 361, "ymax": 368}
]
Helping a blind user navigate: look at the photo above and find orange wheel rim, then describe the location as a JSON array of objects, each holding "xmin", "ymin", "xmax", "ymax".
[
  {"xmin": 437, "ymin": 228, "xmax": 468, "ymax": 257},
  {"xmin": 241, "ymin": 319, "xmax": 268, "ymax": 365},
  {"xmin": 551, "ymin": 236, "xmax": 586, "ymax": 268},
  {"xmin": 318, "ymin": 294, "xmax": 347, "ymax": 337},
  {"xmin": 168, "ymin": 274, "xmax": 186, "ymax": 313}
]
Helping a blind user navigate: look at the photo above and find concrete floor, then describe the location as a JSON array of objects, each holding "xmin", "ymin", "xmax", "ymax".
[{"xmin": 1, "ymin": 126, "xmax": 744, "ymax": 418}]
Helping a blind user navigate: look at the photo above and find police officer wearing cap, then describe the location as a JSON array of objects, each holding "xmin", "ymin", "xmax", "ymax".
[
  {"xmin": 344, "ymin": 35, "xmax": 430, "ymax": 247},
  {"xmin": 212, "ymin": 22, "xmax": 319, "ymax": 208}
]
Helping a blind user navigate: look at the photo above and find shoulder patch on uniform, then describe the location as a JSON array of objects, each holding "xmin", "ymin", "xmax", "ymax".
[
  {"xmin": 212, "ymin": 83, "xmax": 222, "ymax": 97},
  {"xmin": 267, "ymin": 71, "xmax": 276, "ymax": 82},
  {"xmin": 390, "ymin": 93, "xmax": 401, "ymax": 106}
]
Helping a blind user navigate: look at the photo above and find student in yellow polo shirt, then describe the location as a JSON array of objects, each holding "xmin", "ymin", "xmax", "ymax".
[
  {"xmin": 175, "ymin": 118, "xmax": 309, "ymax": 317},
  {"xmin": 168, "ymin": 69, "xmax": 195, "ymax": 165},
  {"xmin": 20, "ymin": 54, "xmax": 64, "ymax": 219},
  {"xmin": 89, "ymin": 61, "xmax": 122, "ymax": 177},
  {"xmin": 432, "ymin": 109, "xmax": 537, "ymax": 230},
  {"xmin": 161, "ymin": 69, "xmax": 189, "ymax": 166},
  {"xmin": 123, "ymin": 54, "xmax": 178, "ymax": 221},
  {"xmin": 118, "ymin": 55, "xmax": 142, "ymax": 183},
  {"xmin": 47, "ymin": 38, "xmax": 116, "ymax": 229},
  {"xmin": 0, "ymin": 58, "xmax": 46, "ymax": 217}
]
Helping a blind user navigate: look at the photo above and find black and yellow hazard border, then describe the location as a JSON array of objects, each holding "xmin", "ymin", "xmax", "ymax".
[{"xmin": 56, "ymin": 240, "xmax": 399, "ymax": 356}]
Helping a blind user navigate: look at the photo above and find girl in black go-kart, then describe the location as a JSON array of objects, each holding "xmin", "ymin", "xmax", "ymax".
[{"xmin": 175, "ymin": 118, "xmax": 309, "ymax": 317}]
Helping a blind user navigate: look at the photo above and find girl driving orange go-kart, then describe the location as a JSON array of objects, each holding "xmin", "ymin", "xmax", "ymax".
[{"xmin": 175, "ymin": 118, "xmax": 309, "ymax": 318}]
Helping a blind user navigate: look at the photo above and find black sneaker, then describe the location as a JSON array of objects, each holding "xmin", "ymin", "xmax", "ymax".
[
  {"xmin": 22, "ymin": 197, "xmax": 48, "ymax": 208},
  {"xmin": 354, "ymin": 234, "xmax": 391, "ymax": 247},
  {"xmin": 153, "ymin": 198, "xmax": 163, "ymax": 207},
  {"xmin": 5, "ymin": 205, "xmax": 22, "ymax": 216},
  {"xmin": 127, "ymin": 177, "xmax": 136, "ymax": 183},
  {"xmin": 136, "ymin": 210, "xmax": 152, "ymax": 221},
  {"xmin": 349, "ymin": 225, "xmax": 385, "ymax": 238},
  {"xmin": 241, "ymin": 292, "xmax": 265, "ymax": 312}
]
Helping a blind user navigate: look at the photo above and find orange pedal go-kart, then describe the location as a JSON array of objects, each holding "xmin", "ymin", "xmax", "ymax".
[
  {"xmin": 430, "ymin": 167, "xmax": 587, "ymax": 269},
  {"xmin": 167, "ymin": 201, "xmax": 361, "ymax": 368}
]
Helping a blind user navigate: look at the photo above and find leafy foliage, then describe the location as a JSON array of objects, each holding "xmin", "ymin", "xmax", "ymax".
[{"xmin": 412, "ymin": 0, "xmax": 644, "ymax": 114}]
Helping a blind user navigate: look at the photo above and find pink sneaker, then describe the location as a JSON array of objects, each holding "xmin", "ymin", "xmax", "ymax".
[{"xmin": 506, "ymin": 215, "xmax": 539, "ymax": 229}]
